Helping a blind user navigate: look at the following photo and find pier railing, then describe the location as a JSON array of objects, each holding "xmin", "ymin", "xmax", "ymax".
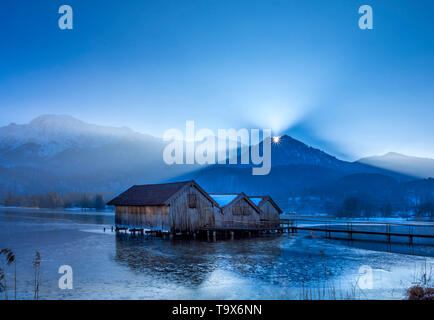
[{"xmin": 279, "ymin": 217, "xmax": 434, "ymax": 244}]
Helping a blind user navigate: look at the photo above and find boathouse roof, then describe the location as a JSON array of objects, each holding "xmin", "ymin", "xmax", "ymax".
[
  {"xmin": 209, "ymin": 194, "xmax": 239, "ymax": 207},
  {"xmin": 248, "ymin": 196, "xmax": 283, "ymax": 214},
  {"xmin": 210, "ymin": 193, "xmax": 261, "ymax": 213},
  {"xmin": 107, "ymin": 180, "xmax": 219, "ymax": 207}
]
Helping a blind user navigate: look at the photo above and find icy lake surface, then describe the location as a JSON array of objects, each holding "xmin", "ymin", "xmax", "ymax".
[{"xmin": 0, "ymin": 208, "xmax": 433, "ymax": 300}]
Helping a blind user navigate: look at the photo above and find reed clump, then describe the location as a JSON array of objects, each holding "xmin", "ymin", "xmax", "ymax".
[
  {"xmin": 407, "ymin": 259, "xmax": 433, "ymax": 300},
  {"xmin": 33, "ymin": 251, "xmax": 41, "ymax": 300},
  {"xmin": 0, "ymin": 248, "xmax": 16, "ymax": 299},
  {"xmin": 406, "ymin": 286, "xmax": 434, "ymax": 300},
  {"xmin": 0, "ymin": 248, "xmax": 41, "ymax": 300}
]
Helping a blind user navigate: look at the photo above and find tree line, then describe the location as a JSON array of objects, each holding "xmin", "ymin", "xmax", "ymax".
[
  {"xmin": 336, "ymin": 196, "xmax": 434, "ymax": 218},
  {"xmin": 0, "ymin": 191, "xmax": 107, "ymax": 210}
]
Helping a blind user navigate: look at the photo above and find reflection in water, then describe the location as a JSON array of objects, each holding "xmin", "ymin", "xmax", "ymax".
[
  {"xmin": 114, "ymin": 234, "xmax": 285, "ymax": 287},
  {"xmin": 115, "ymin": 234, "xmax": 218, "ymax": 286},
  {"xmin": 113, "ymin": 233, "xmax": 358, "ymax": 291}
]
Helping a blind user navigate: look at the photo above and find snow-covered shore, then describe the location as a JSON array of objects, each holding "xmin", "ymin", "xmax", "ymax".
[{"xmin": 0, "ymin": 205, "xmax": 114, "ymax": 216}]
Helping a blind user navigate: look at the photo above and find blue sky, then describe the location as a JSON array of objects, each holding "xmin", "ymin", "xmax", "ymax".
[{"xmin": 0, "ymin": 1, "xmax": 433, "ymax": 160}]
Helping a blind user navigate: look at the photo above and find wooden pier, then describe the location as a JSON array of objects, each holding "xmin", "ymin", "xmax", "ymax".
[
  {"xmin": 280, "ymin": 218, "xmax": 434, "ymax": 244},
  {"xmin": 114, "ymin": 218, "xmax": 434, "ymax": 244}
]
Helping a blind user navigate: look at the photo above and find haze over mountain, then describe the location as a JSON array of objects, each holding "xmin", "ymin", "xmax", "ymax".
[
  {"xmin": 0, "ymin": 115, "xmax": 432, "ymax": 213},
  {"xmin": 358, "ymin": 152, "xmax": 434, "ymax": 179}
]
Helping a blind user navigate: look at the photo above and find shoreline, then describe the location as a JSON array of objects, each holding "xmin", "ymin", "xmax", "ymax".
[{"xmin": 0, "ymin": 205, "xmax": 114, "ymax": 216}]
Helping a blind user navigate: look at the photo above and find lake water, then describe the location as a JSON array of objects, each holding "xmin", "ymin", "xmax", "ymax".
[{"xmin": 0, "ymin": 208, "xmax": 433, "ymax": 300}]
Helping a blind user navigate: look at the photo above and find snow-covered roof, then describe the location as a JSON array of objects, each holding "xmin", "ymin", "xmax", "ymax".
[
  {"xmin": 209, "ymin": 194, "xmax": 239, "ymax": 207},
  {"xmin": 248, "ymin": 195, "xmax": 283, "ymax": 214},
  {"xmin": 249, "ymin": 197, "xmax": 263, "ymax": 206}
]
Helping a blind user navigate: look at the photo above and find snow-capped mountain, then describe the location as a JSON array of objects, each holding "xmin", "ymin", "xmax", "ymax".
[
  {"xmin": 0, "ymin": 114, "xmax": 152, "ymax": 158},
  {"xmin": 0, "ymin": 115, "xmax": 188, "ymax": 194}
]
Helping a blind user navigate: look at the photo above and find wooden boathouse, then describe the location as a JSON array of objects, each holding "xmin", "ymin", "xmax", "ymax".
[
  {"xmin": 107, "ymin": 180, "xmax": 287, "ymax": 238},
  {"xmin": 248, "ymin": 196, "xmax": 282, "ymax": 227},
  {"xmin": 210, "ymin": 193, "xmax": 261, "ymax": 228},
  {"xmin": 107, "ymin": 180, "xmax": 219, "ymax": 233}
]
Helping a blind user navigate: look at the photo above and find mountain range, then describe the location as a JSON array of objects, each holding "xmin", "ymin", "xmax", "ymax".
[{"xmin": 0, "ymin": 115, "xmax": 433, "ymax": 212}]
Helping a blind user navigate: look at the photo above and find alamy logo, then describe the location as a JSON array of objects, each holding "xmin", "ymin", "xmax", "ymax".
[
  {"xmin": 58, "ymin": 265, "xmax": 73, "ymax": 290},
  {"xmin": 359, "ymin": 5, "xmax": 373, "ymax": 30},
  {"xmin": 357, "ymin": 265, "xmax": 373, "ymax": 289},
  {"xmin": 163, "ymin": 121, "xmax": 272, "ymax": 175},
  {"xmin": 58, "ymin": 5, "xmax": 73, "ymax": 30}
]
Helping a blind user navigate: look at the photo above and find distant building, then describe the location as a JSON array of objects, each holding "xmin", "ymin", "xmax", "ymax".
[
  {"xmin": 210, "ymin": 193, "xmax": 261, "ymax": 228},
  {"xmin": 107, "ymin": 180, "xmax": 219, "ymax": 232},
  {"xmin": 248, "ymin": 196, "xmax": 283, "ymax": 227}
]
